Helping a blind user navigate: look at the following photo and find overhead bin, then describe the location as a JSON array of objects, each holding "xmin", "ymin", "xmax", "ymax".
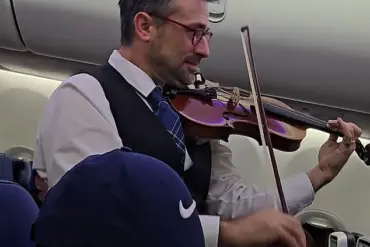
[
  {"xmin": 0, "ymin": 0, "xmax": 26, "ymax": 51},
  {"xmin": 12, "ymin": 0, "xmax": 120, "ymax": 64},
  {"xmin": 10, "ymin": 0, "xmax": 370, "ymax": 114},
  {"xmin": 200, "ymin": 0, "xmax": 370, "ymax": 114}
]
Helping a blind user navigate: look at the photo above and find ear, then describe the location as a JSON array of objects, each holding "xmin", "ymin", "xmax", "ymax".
[{"xmin": 133, "ymin": 12, "xmax": 156, "ymax": 42}]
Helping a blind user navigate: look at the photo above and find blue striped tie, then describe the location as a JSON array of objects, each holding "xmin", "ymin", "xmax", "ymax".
[{"xmin": 146, "ymin": 87, "xmax": 186, "ymax": 164}]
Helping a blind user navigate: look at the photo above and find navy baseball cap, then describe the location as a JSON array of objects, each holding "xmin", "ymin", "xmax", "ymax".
[{"xmin": 32, "ymin": 147, "xmax": 205, "ymax": 247}]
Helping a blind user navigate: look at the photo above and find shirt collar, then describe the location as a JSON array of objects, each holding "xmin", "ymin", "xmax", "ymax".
[{"xmin": 107, "ymin": 50, "xmax": 156, "ymax": 97}]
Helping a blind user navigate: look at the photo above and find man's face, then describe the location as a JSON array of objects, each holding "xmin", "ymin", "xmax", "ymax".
[{"xmin": 148, "ymin": 0, "xmax": 211, "ymax": 87}]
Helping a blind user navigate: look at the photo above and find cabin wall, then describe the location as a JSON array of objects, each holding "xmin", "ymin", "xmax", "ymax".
[
  {"xmin": 0, "ymin": 69, "xmax": 60, "ymax": 153},
  {"xmin": 1, "ymin": 69, "xmax": 370, "ymax": 236}
]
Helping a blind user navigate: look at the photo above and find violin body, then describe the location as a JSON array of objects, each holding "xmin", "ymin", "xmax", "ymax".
[
  {"xmin": 169, "ymin": 87, "xmax": 307, "ymax": 152},
  {"xmin": 166, "ymin": 83, "xmax": 370, "ymax": 166}
]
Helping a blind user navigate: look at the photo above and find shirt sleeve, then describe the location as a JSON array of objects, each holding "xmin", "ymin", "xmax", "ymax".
[
  {"xmin": 199, "ymin": 215, "xmax": 220, "ymax": 247},
  {"xmin": 206, "ymin": 140, "xmax": 315, "ymax": 219},
  {"xmin": 33, "ymin": 74, "xmax": 123, "ymax": 187}
]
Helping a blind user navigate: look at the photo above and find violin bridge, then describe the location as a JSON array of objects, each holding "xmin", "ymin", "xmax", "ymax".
[{"xmin": 227, "ymin": 87, "xmax": 240, "ymax": 109}]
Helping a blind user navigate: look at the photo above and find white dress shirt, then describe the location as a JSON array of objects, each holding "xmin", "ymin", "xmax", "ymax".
[{"xmin": 33, "ymin": 50, "xmax": 315, "ymax": 247}]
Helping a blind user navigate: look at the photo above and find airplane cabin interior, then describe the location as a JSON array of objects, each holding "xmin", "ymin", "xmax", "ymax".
[{"xmin": 1, "ymin": 0, "xmax": 370, "ymax": 246}]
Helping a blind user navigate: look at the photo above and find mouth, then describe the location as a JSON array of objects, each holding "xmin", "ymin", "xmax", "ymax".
[{"xmin": 184, "ymin": 61, "xmax": 199, "ymax": 72}]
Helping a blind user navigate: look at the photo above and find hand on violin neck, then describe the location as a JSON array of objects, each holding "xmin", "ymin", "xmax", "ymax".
[{"xmin": 307, "ymin": 118, "xmax": 363, "ymax": 192}]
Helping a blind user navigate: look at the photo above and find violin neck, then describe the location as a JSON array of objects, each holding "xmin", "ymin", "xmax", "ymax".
[
  {"xmin": 262, "ymin": 101, "xmax": 370, "ymax": 165},
  {"xmin": 261, "ymin": 101, "xmax": 340, "ymax": 135}
]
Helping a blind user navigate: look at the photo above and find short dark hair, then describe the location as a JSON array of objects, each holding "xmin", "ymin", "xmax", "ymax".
[{"xmin": 118, "ymin": 0, "xmax": 174, "ymax": 46}]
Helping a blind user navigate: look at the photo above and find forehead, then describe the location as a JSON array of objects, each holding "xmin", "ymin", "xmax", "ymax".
[{"xmin": 170, "ymin": 0, "xmax": 209, "ymax": 28}]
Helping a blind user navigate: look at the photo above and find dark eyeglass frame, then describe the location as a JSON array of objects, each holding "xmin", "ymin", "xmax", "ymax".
[{"xmin": 149, "ymin": 13, "xmax": 213, "ymax": 46}]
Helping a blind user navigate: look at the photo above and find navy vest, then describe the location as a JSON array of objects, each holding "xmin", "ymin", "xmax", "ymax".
[{"xmin": 79, "ymin": 63, "xmax": 212, "ymax": 214}]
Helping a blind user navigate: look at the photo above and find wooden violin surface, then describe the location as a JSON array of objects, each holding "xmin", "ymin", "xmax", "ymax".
[{"xmin": 170, "ymin": 88, "xmax": 307, "ymax": 152}]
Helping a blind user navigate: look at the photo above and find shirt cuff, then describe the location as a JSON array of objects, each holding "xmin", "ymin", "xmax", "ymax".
[
  {"xmin": 282, "ymin": 172, "xmax": 315, "ymax": 214},
  {"xmin": 35, "ymin": 169, "xmax": 48, "ymax": 179},
  {"xmin": 199, "ymin": 215, "xmax": 220, "ymax": 247}
]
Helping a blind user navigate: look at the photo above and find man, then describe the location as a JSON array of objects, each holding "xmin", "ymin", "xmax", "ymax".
[
  {"xmin": 32, "ymin": 147, "xmax": 205, "ymax": 247},
  {"xmin": 32, "ymin": 0, "xmax": 362, "ymax": 246}
]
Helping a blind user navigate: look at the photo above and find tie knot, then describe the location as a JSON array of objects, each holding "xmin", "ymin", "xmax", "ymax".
[{"xmin": 147, "ymin": 87, "xmax": 165, "ymax": 105}]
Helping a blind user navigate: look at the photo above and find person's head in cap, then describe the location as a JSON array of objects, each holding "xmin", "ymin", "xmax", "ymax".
[{"xmin": 32, "ymin": 147, "xmax": 204, "ymax": 247}]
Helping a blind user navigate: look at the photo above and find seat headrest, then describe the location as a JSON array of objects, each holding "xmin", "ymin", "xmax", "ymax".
[
  {"xmin": 0, "ymin": 153, "xmax": 14, "ymax": 181},
  {"xmin": 0, "ymin": 153, "xmax": 32, "ymax": 190},
  {"xmin": 0, "ymin": 180, "xmax": 39, "ymax": 247},
  {"xmin": 12, "ymin": 159, "xmax": 32, "ymax": 190}
]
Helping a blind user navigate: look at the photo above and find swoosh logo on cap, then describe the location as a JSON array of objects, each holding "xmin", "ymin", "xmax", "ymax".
[{"xmin": 179, "ymin": 200, "xmax": 196, "ymax": 219}]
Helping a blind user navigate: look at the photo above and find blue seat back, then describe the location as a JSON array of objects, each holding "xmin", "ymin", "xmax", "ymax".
[
  {"xmin": 0, "ymin": 180, "xmax": 39, "ymax": 247},
  {"xmin": 12, "ymin": 159, "xmax": 32, "ymax": 189},
  {"xmin": 0, "ymin": 153, "xmax": 32, "ymax": 190},
  {"xmin": 0, "ymin": 153, "xmax": 13, "ymax": 181}
]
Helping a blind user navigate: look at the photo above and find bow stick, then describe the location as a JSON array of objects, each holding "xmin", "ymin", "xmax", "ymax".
[{"xmin": 240, "ymin": 26, "xmax": 289, "ymax": 214}]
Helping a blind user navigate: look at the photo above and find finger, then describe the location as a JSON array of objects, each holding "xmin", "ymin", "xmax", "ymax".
[
  {"xmin": 350, "ymin": 122, "xmax": 363, "ymax": 138},
  {"xmin": 338, "ymin": 118, "xmax": 354, "ymax": 143},
  {"xmin": 343, "ymin": 126, "xmax": 355, "ymax": 145},
  {"xmin": 328, "ymin": 119, "xmax": 361, "ymax": 142},
  {"xmin": 328, "ymin": 133, "xmax": 339, "ymax": 143},
  {"xmin": 283, "ymin": 218, "xmax": 306, "ymax": 247},
  {"xmin": 339, "ymin": 139, "xmax": 356, "ymax": 155},
  {"xmin": 327, "ymin": 118, "xmax": 340, "ymax": 130},
  {"xmin": 338, "ymin": 133, "xmax": 357, "ymax": 156},
  {"xmin": 276, "ymin": 227, "xmax": 302, "ymax": 247}
]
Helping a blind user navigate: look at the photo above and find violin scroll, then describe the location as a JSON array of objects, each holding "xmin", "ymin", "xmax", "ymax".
[{"xmin": 355, "ymin": 140, "xmax": 370, "ymax": 165}]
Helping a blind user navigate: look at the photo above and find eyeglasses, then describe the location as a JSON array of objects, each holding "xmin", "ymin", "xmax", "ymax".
[{"xmin": 150, "ymin": 14, "xmax": 213, "ymax": 46}]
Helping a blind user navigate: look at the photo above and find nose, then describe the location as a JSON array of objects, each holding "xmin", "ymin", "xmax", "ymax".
[{"xmin": 194, "ymin": 37, "xmax": 210, "ymax": 58}]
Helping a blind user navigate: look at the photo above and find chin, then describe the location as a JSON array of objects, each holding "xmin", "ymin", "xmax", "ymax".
[
  {"xmin": 183, "ymin": 74, "xmax": 195, "ymax": 85},
  {"xmin": 172, "ymin": 77, "xmax": 193, "ymax": 88},
  {"xmin": 187, "ymin": 67, "xmax": 199, "ymax": 75}
]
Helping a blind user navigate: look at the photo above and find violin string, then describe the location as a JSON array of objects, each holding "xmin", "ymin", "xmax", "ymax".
[
  {"xmin": 213, "ymin": 86, "xmax": 328, "ymax": 129},
  {"xmin": 205, "ymin": 83, "xmax": 366, "ymax": 162},
  {"xmin": 264, "ymin": 101, "xmax": 328, "ymax": 128},
  {"xmin": 217, "ymin": 90, "xmax": 324, "ymax": 122}
]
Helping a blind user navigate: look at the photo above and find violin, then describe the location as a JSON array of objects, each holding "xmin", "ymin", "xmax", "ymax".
[
  {"xmin": 164, "ymin": 26, "xmax": 370, "ymax": 215},
  {"xmin": 165, "ymin": 80, "xmax": 370, "ymax": 162}
]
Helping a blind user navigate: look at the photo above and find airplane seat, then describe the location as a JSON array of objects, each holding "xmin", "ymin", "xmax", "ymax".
[
  {"xmin": 0, "ymin": 179, "xmax": 39, "ymax": 247},
  {"xmin": 0, "ymin": 153, "xmax": 14, "ymax": 181},
  {"xmin": 0, "ymin": 152, "xmax": 33, "ymax": 190},
  {"xmin": 296, "ymin": 209, "xmax": 347, "ymax": 247},
  {"xmin": 4, "ymin": 146, "xmax": 34, "ymax": 190},
  {"xmin": 28, "ymin": 163, "xmax": 37, "ymax": 192},
  {"xmin": 0, "ymin": 153, "xmax": 41, "ymax": 207},
  {"xmin": 12, "ymin": 159, "xmax": 32, "ymax": 190}
]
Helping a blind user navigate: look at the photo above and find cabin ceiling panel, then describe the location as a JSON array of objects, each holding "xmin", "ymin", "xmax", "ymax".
[
  {"xmin": 200, "ymin": 0, "xmax": 370, "ymax": 115},
  {"xmin": 0, "ymin": 0, "xmax": 26, "ymax": 51},
  {"xmin": 6, "ymin": 0, "xmax": 370, "ymax": 114},
  {"xmin": 11, "ymin": 0, "xmax": 120, "ymax": 64}
]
